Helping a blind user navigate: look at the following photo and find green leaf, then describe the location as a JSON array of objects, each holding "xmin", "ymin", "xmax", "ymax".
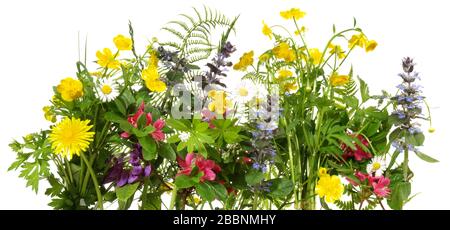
[
  {"xmin": 141, "ymin": 193, "xmax": 162, "ymax": 210},
  {"xmin": 358, "ymin": 76, "xmax": 370, "ymax": 103},
  {"xmin": 138, "ymin": 136, "xmax": 157, "ymax": 160},
  {"xmin": 406, "ymin": 132, "xmax": 425, "ymax": 146},
  {"xmin": 159, "ymin": 143, "xmax": 176, "ymax": 161},
  {"xmin": 104, "ymin": 112, "xmax": 124, "ymax": 122},
  {"xmin": 245, "ymin": 170, "xmax": 265, "ymax": 185},
  {"xmin": 166, "ymin": 119, "xmax": 190, "ymax": 131},
  {"xmin": 177, "ymin": 141, "xmax": 187, "ymax": 151},
  {"xmin": 167, "ymin": 134, "xmax": 181, "ymax": 143},
  {"xmin": 114, "ymin": 98, "xmax": 127, "ymax": 115},
  {"xmin": 116, "ymin": 183, "xmax": 140, "ymax": 201},
  {"xmin": 332, "ymin": 134, "xmax": 356, "ymax": 150},
  {"xmin": 119, "ymin": 120, "xmax": 134, "ymax": 133},
  {"xmin": 195, "ymin": 122, "xmax": 209, "ymax": 132},
  {"xmin": 211, "ymin": 183, "xmax": 228, "ymax": 201},
  {"xmin": 175, "ymin": 175, "xmax": 195, "ymax": 189},
  {"xmin": 268, "ymin": 178, "xmax": 294, "ymax": 198},
  {"xmin": 196, "ymin": 183, "xmax": 215, "ymax": 202},
  {"xmin": 388, "ymin": 182, "xmax": 411, "ymax": 210},
  {"xmin": 415, "ymin": 152, "xmax": 439, "ymax": 163}
]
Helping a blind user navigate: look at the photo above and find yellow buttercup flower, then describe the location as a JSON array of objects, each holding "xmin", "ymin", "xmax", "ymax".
[
  {"xmin": 233, "ymin": 51, "xmax": 254, "ymax": 71},
  {"xmin": 330, "ymin": 73, "xmax": 350, "ymax": 86},
  {"xmin": 315, "ymin": 174, "xmax": 344, "ymax": 203},
  {"xmin": 283, "ymin": 82, "xmax": 299, "ymax": 94},
  {"xmin": 56, "ymin": 77, "xmax": 84, "ymax": 102},
  {"xmin": 49, "ymin": 117, "xmax": 95, "ymax": 159},
  {"xmin": 259, "ymin": 53, "xmax": 270, "ymax": 63},
  {"xmin": 309, "ymin": 48, "xmax": 322, "ymax": 65},
  {"xmin": 208, "ymin": 90, "xmax": 232, "ymax": 115},
  {"xmin": 277, "ymin": 69, "xmax": 293, "ymax": 80},
  {"xmin": 113, "ymin": 34, "xmax": 133, "ymax": 51},
  {"xmin": 96, "ymin": 48, "xmax": 120, "ymax": 69},
  {"xmin": 365, "ymin": 40, "xmax": 378, "ymax": 52},
  {"xmin": 43, "ymin": 106, "xmax": 56, "ymax": 123},
  {"xmin": 280, "ymin": 8, "xmax": 306, "ymax": 20},
  {"xmin": 262, "ymin": 21, "xmax": 273, "ymax": 40},
  {"xmin": 348, "ymin": 33, "xmax": 367, "ymax": 49},
  {"xmin": 328, "ymin": 44, "xmax": 345, "ymax": 59},
  {"xmin": 273, "ymin": 42, "xmax": 295, "ymax": 63},
  {"xmin": 141, "ymin": 52, "xmax": 166, "ymax": 92}
]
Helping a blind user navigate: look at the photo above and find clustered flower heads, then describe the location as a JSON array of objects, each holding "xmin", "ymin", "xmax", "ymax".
[{"xmin": 8, "ymin": 6, "xmax": 436, "ymax": 211}]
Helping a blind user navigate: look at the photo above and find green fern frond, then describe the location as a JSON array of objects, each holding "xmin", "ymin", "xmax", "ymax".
[{"xmin": 161, "ymin": 6, "xmax": 237, "ymax": 63}]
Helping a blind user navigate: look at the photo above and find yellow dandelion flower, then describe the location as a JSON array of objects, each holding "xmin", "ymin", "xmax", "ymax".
[
  {"xmin": 96, "ymin": 48, "xmax": 120, "ymax": 69},
  {"xmin": 280, "ymin": 8, "xmax": 306, "ymax": 20},
  {"xmin": 330, "ymin": 73, "xmax": 350, "ymax": 87},
  {"xmin": 56, "ymin": 77, "xmax": 84, "ymax": 102},
  {"xmin": 113, "ymin": 34, "xmax": 133, "ymax": 51},
  {"xmin": 49, "ymin": 117, "xmax": 95, "ymax": 159},
  {"xmin": 365, "ymin": 40, "xmax": 378, "ymax": 52},
  {"xmin": 315, "ymin": 174, "xmax": 344, "ymax": 203},
  {"xmin": 262, "ymin": 21, "xmax": 273, "ymax": 40}
]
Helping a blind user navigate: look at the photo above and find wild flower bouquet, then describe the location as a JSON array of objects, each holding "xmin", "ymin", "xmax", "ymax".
[{"xmin": 8, "ymin": 7, "xmax": 436, "ymax": 210}]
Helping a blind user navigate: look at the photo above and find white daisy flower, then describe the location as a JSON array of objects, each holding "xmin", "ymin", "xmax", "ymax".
[
  {"xmin": 229, "ymin": 80, "xmax": 256, "ymax": 103},
  {"xmin": 366, "ymin": 156, "xmax": 387, "ymax": 177},
  {"xmin": 96, "ymin": 78, "xmax": 119, "ymax": 102},
  {"xmin": 178, "ymin": 132, "xmax": 190, "ymax": 142}
]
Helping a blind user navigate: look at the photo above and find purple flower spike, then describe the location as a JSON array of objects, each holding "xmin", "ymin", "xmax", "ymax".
[{"xmin": 144, "ymin": 165, "xmax": 152, "ymax": 177}]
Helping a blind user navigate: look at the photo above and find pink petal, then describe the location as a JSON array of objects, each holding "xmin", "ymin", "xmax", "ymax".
[
  {"xmin": 153, "ymin": 119, "xmax": 165, "ymax": 130},
  {"xmin": 120, "ymin": 132, "xmax": 131, "ymax": 139}
]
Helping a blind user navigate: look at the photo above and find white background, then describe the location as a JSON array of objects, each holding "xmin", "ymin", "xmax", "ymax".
[{"xmin": 0, "ymin": 0, "xmax": 449, "ymax": 209}]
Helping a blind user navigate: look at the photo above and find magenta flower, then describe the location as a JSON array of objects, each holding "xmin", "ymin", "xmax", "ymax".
[
  {"xmin": 120, "ymin": 102, "xmax": 165, "ymax": 141},
  {"xmin": 342, "ymin": 134, "xmax": 372, "ymax": 162},
  {"xmin": 371, "ymin": 176, "xmax": 391, "ymax": 198},
  {"xmin": 176, "ymin": 153, "xmax": 221, "ymax": 182}
]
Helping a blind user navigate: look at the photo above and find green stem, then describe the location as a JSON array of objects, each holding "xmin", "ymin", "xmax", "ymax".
[
  {"xmin": 64, "ymin": 158, "xmax": 74, "ymax": 184},
  {"xmin": 283, "ymin": 117, "xmax": 299, "ymax": 209},
  {"xmin": 80, "ymin": 152, "xmax": 103, "ymax": 210},
  {"xmin": 169, "ymin": 185, "xmax": 177, "ymax": 210},
  {"xmin": 403, "ymin": 148, "xmax": 409, "ymax": 181}
]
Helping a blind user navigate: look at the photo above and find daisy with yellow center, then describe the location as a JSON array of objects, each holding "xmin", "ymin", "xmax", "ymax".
[
  {"xmin": 56, "ymin": 77, "xmax": 84, "ymax": 102},
  {"xmin": 230, "ymin": 80, "xmax": 255, "ymax": 103},
  {"xmin": 366, "ymin": 156, "xmax": 387, "ymax": 177},
  {"xmin": 96, "ymin": 48, "xmax": 120, "ymax": 69},
  {"xmin": 315, "ymin": 174, "xmax": 344, "ymax": 203},
  {"xmin": 49, "ymin": 117, "xmax": 95, "ymax": 159},
  {"xmin": 95, "ymin": 78, "xmax": 119, "ymax": 102}
]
